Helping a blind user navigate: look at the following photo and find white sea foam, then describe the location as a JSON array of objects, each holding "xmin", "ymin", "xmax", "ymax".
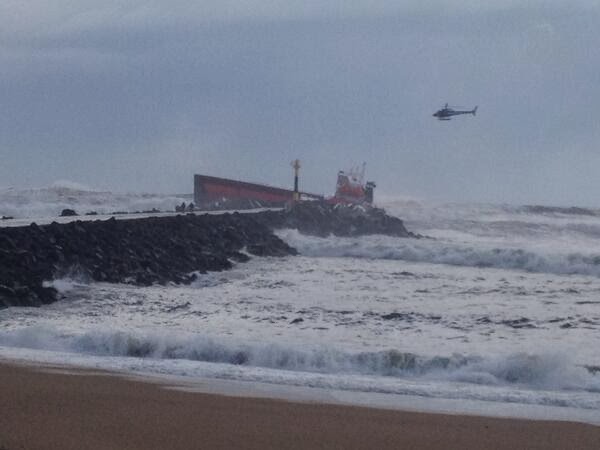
[
  {"xmin": 43, "ymin": 276, "xmax": 88, "ymax": 294},
  {"xmin": 0, "ymin": 325, "xmax": 598, "ymax": 403},
  {"xmin": 50, "ymin": 180, "xmax": 94, "ymax": 191},
  {"xmin": 2, "ymin": 193, "xmax": 600, "ymax": 420},
  {"xmin": 0, "ymin": 182, "xmax": 188, "ymax": 219},
  {"xmin": 278, "ymin": 229, "xmax": 600, "ymax": 277}
]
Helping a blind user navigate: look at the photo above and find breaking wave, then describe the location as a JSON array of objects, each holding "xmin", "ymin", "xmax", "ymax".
[
  {"xmin": 278, "ymin": 230, "xmax": 600, "ymax": 277},
  {"xmin": 0, "ymin": 182, "xmax": 188, "ymax": 219},
  {"xmin": 521, "ymin": 205, "xmax": 600, "ymax": 217},
  {"xmin": 1, "ymin": 326, "xmax": 599, "ymax": 397}
]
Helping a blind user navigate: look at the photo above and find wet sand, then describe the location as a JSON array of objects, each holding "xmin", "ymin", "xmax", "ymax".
[{"xmin": 0, "ymin": 362, "xmax": 599, "ymax": 450}]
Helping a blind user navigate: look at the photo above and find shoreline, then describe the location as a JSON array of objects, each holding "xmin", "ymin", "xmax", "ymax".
[
  {"xmin": 1, "ymin": 360, "xmax": 599, "ymax": 450},
  {"xmin": 3, "ymin": 347, "xmax": 599, "ymax": 427}
]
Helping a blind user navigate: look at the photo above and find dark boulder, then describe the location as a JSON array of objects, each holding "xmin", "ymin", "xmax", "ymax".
[
  {"xmin": 0, "ymin": 201, "xmax": 416, "ymax": 308},
  {"xmin": 0, "ymin": 213, "xmax": 296, "ymax": 308},
  {"xmin": 254, "ymin": 201, "xmax": 416, "ymax": 238}
]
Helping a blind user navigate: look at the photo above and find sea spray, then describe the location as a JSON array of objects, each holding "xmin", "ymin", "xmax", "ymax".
[
  {"xmin": 278, "ymin": 229, "xmax": 600, "ymax": 277},
  {"xmin": 1, "ymin": 326, "xmax": 598, "ymax": 395}
]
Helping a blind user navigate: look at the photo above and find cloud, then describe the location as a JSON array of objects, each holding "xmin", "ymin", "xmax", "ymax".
[
  {"xmin": 1, "ymin": 1, "xmax": 599, "ymax": 204},
  {"xmin": 3, "ymin": 1, "xmax": 599, "ymax": 39}
]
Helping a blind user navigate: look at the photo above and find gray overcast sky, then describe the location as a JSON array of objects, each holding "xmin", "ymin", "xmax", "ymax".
[{"xmin": 1, "ymin": 1, "xmax": 599, "ymax": 205}]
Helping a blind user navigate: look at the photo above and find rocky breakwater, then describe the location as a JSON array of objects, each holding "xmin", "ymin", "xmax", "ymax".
[
  {"xmin": 0, "ymin": 203, "xmax": 416, "ymax": 308},
  {"xmin": 0, "ymin": 213, "xmax": 295, "ymax": 308},
  {"xmin": 254, "ymin": 202, "xmax": 417, "ymax": 238}
]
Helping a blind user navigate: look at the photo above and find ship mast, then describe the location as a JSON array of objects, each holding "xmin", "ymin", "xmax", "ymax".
[
  {"xmin": 291, "ymin": 159, "xmax": 301, "ymax": 202},
  {"xmin": 359, "ymin": 162, "xmax": 366, "ymax": 184}
]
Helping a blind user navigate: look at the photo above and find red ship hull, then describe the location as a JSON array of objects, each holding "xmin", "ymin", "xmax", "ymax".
[{"xmin": 194, "ymin": 174, "xmax": 322, "ymax": 208}]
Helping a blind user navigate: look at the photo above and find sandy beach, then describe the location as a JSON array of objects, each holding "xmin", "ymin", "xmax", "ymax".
[{"xmin": 0, "ymin": 362, "xmax": 598, "ymax": 450}]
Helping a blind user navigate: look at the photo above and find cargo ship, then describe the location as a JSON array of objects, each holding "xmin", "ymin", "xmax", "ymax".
[
  {"xmin": 194, "ymin": 165, "xmax": 375, "ymax": 210},
  {"xmin": 328, "ymin": 164, "xmax": 376, "ymax": 205},
  {"xmin": 193, "ymin": 174, "xmax": 323, "ymax": 209}
]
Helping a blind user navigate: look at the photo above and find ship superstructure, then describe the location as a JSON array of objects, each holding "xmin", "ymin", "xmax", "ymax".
[{"xmin": 329, "ymin": 163, "xmax": 376, "ymax": 205}]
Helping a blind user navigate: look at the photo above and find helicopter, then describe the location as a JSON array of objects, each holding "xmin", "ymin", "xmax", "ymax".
[{"xmin": 433, "ymin": 103, "xmax": 478, "ymax": 120}]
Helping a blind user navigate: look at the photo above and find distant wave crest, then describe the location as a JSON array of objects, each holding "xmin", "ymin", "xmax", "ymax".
[
  {"xmin": 521, "ymin": 205, "xmax": 600, "ymax": 217},
  {"xmin": 0, "ymin": 182, "xmax": 187, "ymax": 218},
  {"xmin": 278, "ymin": 230, "xmax": 600, "ymax": 277}
]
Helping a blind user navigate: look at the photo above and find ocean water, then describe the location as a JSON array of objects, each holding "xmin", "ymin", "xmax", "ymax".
[
  {"xmin": 1, "ymin": 185, "xmax": 600, "ymax": 423},
  {"xmin": 0, "ymin": 181, "xmax": 188, "ymax": 219}
]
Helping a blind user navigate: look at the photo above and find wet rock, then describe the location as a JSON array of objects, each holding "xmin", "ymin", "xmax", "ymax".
[
  {"xmin": 501, "ymin": 317, "xmax": 536, "ymax": 329},
  {"xmin": 585, "ymin": 365, "xmax": 600, "ymax": 374},
  {"xmin": 254, "ymin": 201, "xmax": 417, "ymax": 238},
  {"xmin": 0, "ymin": 284, "xmax": 16, "ymax": 297},
  {"xmin": 476, "ymin": 316, "xmax": 493, "ymax": 324},
  {"xmin": 230, "ymin": 252, "xmax": 250, "ymax": 263},
  {"xmin": 0, "ymin": 213, "xmax": 295, "ymax": 308},
  {"xmin": 0, "ymin": 201, "xmax": 416, "ymax": 308},
  {"xmin": 381, "ymin": 312, "xmax": 412, "ymax": 321},
  {"xmin": 0, "ymin": 235, "xmax": 16, "ymax": 250},
  {"xmin": 60, "ymin": 209, "xmax": 77, "ymax": 217}
]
